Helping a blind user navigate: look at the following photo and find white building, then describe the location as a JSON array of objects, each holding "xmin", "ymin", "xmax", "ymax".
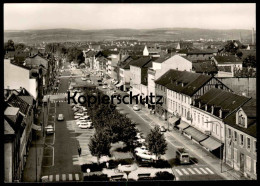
[{"xmin": 4, "ymin": 59, "xmax": 38, "ymax": 100}]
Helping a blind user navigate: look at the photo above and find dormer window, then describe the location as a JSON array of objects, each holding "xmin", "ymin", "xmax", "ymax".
[
  {"xmin": 211, "ymin": 105, "xmax": 214, "ymax": 114},
  {"xmin": 205, "ymin": 104, "xmax": 207, "ymax": 111},
  {"xmin": 237, "ymin": 110, "xmax": 246, "ymax": 128},
  {"xmin": 219, "ymin": 109, "xmax": 222, "ymax": 118},
  {"xmin": 182, "ymin": 83, "xmax": 184, "ymax": 87}
]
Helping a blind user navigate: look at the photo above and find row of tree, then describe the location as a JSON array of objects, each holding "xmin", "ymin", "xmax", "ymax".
[{"xmin": 84, "ymin": 89, "xmax": 168, "ymax": 164}]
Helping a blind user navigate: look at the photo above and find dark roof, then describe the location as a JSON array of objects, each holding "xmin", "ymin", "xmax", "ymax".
[
  {"xmin": 178, "ymin": 42, "xmax": 193, "ymax": 49},
  {"xmin": 224, "ymin": 111, "xmax": 256, "ymax": 138},
  {"xmin": 213, "ymin": 55, "xmax": 242, "ymax": 64},
  {"xmin": 153, "ymin": 54, "xmax": 172, "ymax": 63},
  {"xmin": 192, "ymin": 61, "xmax": 218, "ymax": 73},
  {"xmin": 7, "ymin": 94, "xmax": 30, "ymax": 115},
  {"xmin": 19, "ymin": 96, "xmax": 34, "ymax": 105},
  {"xmin": 85, "ymin": 50, "xmax": 98, "ymax": 58},
  {"xmin": 187, "ymin": 48, "xmax": 217, "ymax": 54},
  {"xmin": 241, "ymin": 98, "xmax": 256, "ymax": 118},
  {"xmin": 24, "ymin": 54, "xmax": 49, "ymax": 69},
  {"xmin": 196, "ymin": 88, "xmax": 250, "ymax": 117},
  {"xmin": 130, "ymin": 56, "xmax": 152, "ymax": 67},
  {"xmin": 155, "ymin": 69, "xmax": 212, "ymax": 96},
  {"xmin": 10, "ymin": 59, "xmax": 32, "ymax": 70}
]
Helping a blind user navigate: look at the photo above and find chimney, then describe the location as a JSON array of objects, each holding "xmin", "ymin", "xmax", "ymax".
[{"xmin": 252, "ymin": 28, "xmax": 255, "ymax": 45}]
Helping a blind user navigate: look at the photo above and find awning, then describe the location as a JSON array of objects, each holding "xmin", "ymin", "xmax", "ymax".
[
  {"xmin": 168, "ymin": 117, "xmax": 180, "ymax": 124},
  {"xmin": 183, "ymin": 126, "xmax": 208, "ymax": 142},
  {"xmin": 200, "ymin": 137, "xmax": 222, "ymax": 151},
  {"xmin": 177, "ymin": 122, "xmax": 190, "ymax": 130},
  {"xmin": 32, "ymin": 124, "xmax": 42, "ymax": 131}
]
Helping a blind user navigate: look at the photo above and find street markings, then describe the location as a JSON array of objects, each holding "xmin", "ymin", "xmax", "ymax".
[
  {"xmin": 69, "ymin": 174, "xmax": 73, "ymax": 181},
  {"xmin": 187, "ymin": 168, "xmax": 196, "ymax": 174},
  {"xmin": 174, "ymin": 167, "xmax": 214, "ymax": 177},
  {"xmin": 200, "ymin": 167, "xmax": 208, "ymax": 174},
  {"xmin": 42, "ymin": 173, "xmax": 81, "ymax": 182},
  {"xmin": 175, "ymin": 169, "xmax": 183, "ymax": 176},
  {"xmin": 56, "ymin": 174, "xmax": 59, "ymax": 181},
  {"xmin": 181, "ymin": 168, "xmax": 189, "ymax": 175},
  {"xmin": 62, "ymin": 174, "xmax": 66, "ymax": 181},
  {"xmin": 193, "ymin": 168, "xmax": 202, "ymax": 174},
  {"xmin": 206, "ymin": 168, "xmax": 214, "ymax": 174}
]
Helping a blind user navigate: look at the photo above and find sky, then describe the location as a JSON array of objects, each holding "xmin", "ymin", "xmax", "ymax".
[{"xmin": 4, "ymin": 3, "xmax": 256, "ymax": 30}]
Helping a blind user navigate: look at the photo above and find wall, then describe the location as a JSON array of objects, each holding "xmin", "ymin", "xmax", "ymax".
[
  {"xmin": 218, "ymin": 78, "xmax": 256, "ymax": 99},
  {"xmin": 4, "ymin": 142, "xmax": 12, "ymax": 182},
  {"xmin": 29, "ymin": 79, "xmax": 38, "ymax": 99},
  {"xmin": 4, "ymin": 59, "xmax": 30, "ymax": 91},
  {"xmin": 155, "ymin": 55, "xmax": 192, "ymax": 79}
]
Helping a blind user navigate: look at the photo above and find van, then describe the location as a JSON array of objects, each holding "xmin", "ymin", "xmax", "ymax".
[{"xmin": 176, "ymin": 148, "xmax": 190, "ymax": 164}]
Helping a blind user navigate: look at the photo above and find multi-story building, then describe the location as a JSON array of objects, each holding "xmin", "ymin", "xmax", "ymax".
[
  {"xmin": 154, "ymin": 69, "xmax": 230, "ymax": 124},
  {"xmin": 4, "ymin": 59, "xmax": 39, "ymax": 104},
  {"xmin": 143, "ymin": 45, "xmax": 161, "ymax": 57},
  {"xmin": 147, "ymin": 54, "xmax": 193, "ymax": 108},
  {"xmin": 212, "ymin": 55, "xmax": 243, "ymax": 77},
  {"xmin": 130, "ymin": 57, "xmax": 153, "ymax": 97},
  {"xmin": 190, "ymin": 88, "xmax": 251, "ymax": 158},
  {"xmin": 4, "ymin": 91, "xmax": 35, "ymax": 182},
  {"xmin": 223, "ymin": 98, "xmax": 256, "ymax": 179}
]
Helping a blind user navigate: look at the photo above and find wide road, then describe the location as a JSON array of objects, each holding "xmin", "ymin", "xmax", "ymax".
[{"xmin": 41, "ymin": 63, "xmax": 83, "ymax": 182}]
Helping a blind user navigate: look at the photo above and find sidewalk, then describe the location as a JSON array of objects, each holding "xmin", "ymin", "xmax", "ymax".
[
  {"xmin": 22, "ymin": 102, "xmax": 49, "ymax": 182},
  {"xmin": 138, "ymin": 105, "xmax": 248, "ymax": 180}
]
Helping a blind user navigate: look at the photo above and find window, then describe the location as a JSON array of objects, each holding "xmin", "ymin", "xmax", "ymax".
[
  {"xmin": 247, "ymin": 138, "xmax": 251, "ymax": 150},
  {"xmin": 206, "ymin": 119, "xmax": 208, "ymax": 128},
  {"xmin": 234, "ymin": 148, "xmax": 237, "ymax": 162},
  {"xmin": 201, "ymin": 116, "xmax": 204, "ymax": 125},
  {"xmin": 194, "ymin": 112, "xmax": 196, "ymax": 122},
  {"xmin": 240, "ymin": 134, "xmax": 244, "ymax": 146},
  {"xmin": 254, "ymin": 160, "xmax": 256, "ymax": 174},
  {"xmin": 184, "ymin": 109, "xmax": 186, "ymax": 118},
  {"xmin": 228, "ymin": 128, "xmax": 232, "ymax": 138},
  {"xmin": 246, "ymin": 156, "xmax": 251, "ymax": 171},
  {"xmin": 198, "ymin": 114, "xmax": 200, "ymax": 124},
  {"xmin": 254, "ymin": 141, "xmax": 257, "ymax": 153},
  {"xmin": 216, "ymin": 125, "xmax": 219, "ymax": 135},
  {"xmin": 234, "ymin": 131, "xmax": 237, "ymax": 141}
]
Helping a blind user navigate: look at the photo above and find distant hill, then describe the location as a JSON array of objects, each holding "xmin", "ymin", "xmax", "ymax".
[{"xmin": 4, "ymin": 28, "xmax": 255, "ymax": 44}]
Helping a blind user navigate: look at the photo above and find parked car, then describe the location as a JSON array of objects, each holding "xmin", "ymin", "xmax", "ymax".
[
  {"xmin": 160, "ymin": 126, "xmax": 167, "ymax": 132},
  {"xmin": 46, "ymin": 125, "xmax": 54, "ymax": 134},
  {"xmin": 79, "ymin": 123, "xmax": 91, "ymax": 129},
  {"xmin": 74, "ymin": 115, "xmax": 81, "ymax": 119},
  {"xmin": 81, "ymin": 77, "xmax": 87, "ymax": 81},
  {"xmin": 137, "ymin": 138, "xmax": 145, "ymax": 143},
  {"xmin": 176, "ymin": 148, "xmax": 190, "ymax": 164},
  {"xmin": 75, "ymin": 113, "xmax": 84, "ymax": 116},
  {"xmin": 102, "ymin": 85, "xmax": 107, "ymax": 89},
  {"xmin": 133, "ymin": 105, "xmax": 140, "ymax": 111},
  {"xmin": 136, "ymin": 151, "xmax": 157, "ymax": 161},
  {"xmin": 57, "ymin": 114, "xmax": 64, "ymax": 121},
  {"xmin": 134, "ymin": 146, "xmax": 148, "ymax": 154},
  {"xmin": 76, "ymin": 120, "xmax": 88, "ymax": 125}
]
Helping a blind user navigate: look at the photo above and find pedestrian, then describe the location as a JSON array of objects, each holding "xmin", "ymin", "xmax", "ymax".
[{"xmin": 78, "ymin": 146, "xmax": 82, "ymax": 157}]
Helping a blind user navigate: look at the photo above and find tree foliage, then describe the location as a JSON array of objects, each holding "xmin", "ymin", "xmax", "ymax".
[
  {"xmin": 243, "ymin": 54, "xmax": 256, "ymax": 68},
  {"xmin": 4, "ymin": 39, "xmax": 15, "ymax": 51},
  {"xmin": 154, "ymin": 171, "xmax": 175, "ymax": 180},
  {"xmin": 146, "ymin": 126, "xmax": 167, "ymax": 160},
  {"xmin": 89, "ymin": 132, "xmax": 111, "ymax": 164}
]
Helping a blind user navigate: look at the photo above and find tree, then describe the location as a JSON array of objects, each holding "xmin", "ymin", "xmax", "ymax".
[
  {"xmin": 4, "ymin": 39, "xmax": 15, "ymax": 51},
  {"xmin": 14, "ymin": 43, "xmax": 26, "ymax": 51},
  {"xmin": 153, "ymin": 171, "xmax": 175, "ymax": 180},
  {"xmin": 89, "ymin": 132, "xmax": 111, "ymax": 164},
  {"xmin": 224, "ymin": 41, "xmax": 238, "ymax": 55},
  {"xmin": 146, "ymin": 126, "xmax": 167, "ymax": 160},
  {"xmin": 243, "ymin": 54, "xmax": 256, "ymax": 68}
]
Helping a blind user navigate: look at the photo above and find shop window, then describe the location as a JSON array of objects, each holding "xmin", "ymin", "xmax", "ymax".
[{"xmin": 246, "ymin": 156, "xmax": 251, "ymax": 171}]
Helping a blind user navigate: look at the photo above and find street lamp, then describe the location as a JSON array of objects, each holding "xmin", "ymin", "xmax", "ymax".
[
  {"xmin": 87, "ymin": 168, "xmax": 91, "ymax": 177},
  {"xmin": 204, "ymin": 120, "xmax": 224, "ymax": 173}
]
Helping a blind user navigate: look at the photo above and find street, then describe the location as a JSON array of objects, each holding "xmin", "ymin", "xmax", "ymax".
[{"xmin": 40, "ymin": 64, "xmax": 224, "ymax": 181}]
